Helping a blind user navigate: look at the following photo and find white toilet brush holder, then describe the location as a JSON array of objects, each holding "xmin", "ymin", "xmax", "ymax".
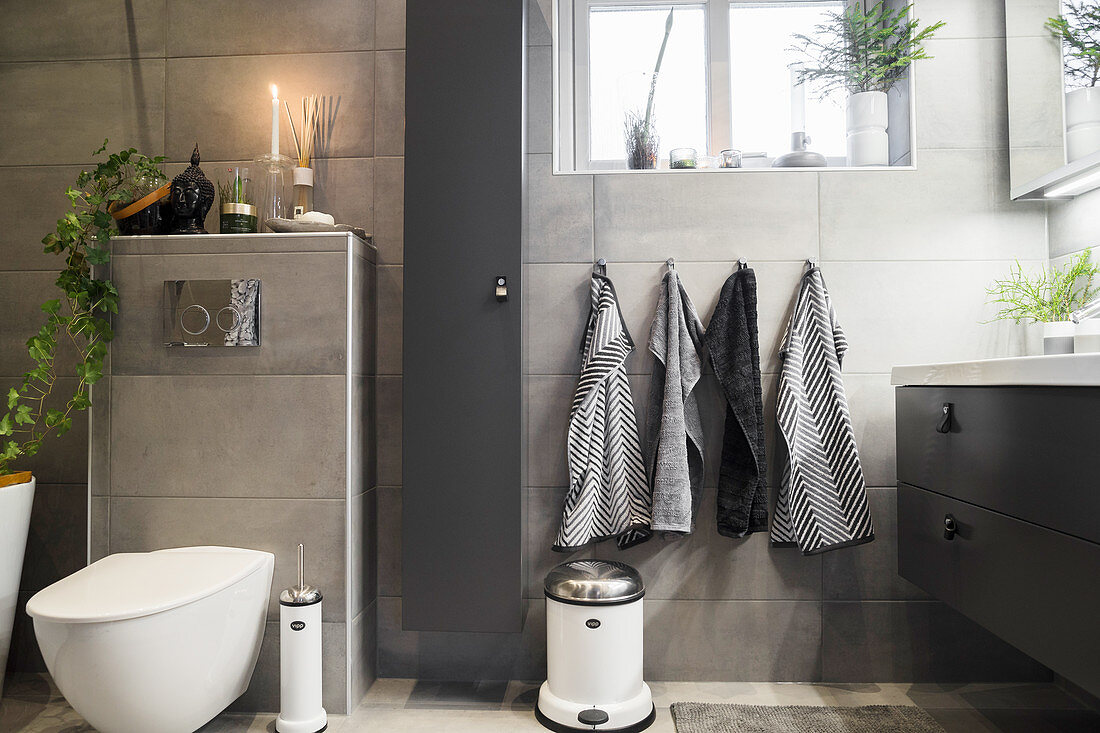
[{"xmin": 276, "ymin": 544, "xmax": 327, "ymax": 733}]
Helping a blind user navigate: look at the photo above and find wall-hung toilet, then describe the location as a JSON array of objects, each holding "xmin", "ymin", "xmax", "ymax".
[{"xmin": 27, "ymin": 546, "xmax": 274, "ymax": 733}]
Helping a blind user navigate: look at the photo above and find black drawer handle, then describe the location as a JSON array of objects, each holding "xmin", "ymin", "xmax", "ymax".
[
  {"xmin": 944, "ymin": 514, "xmax": 957, "ymax": 541},
  {"xmin": 937, "ymin": 403, "xmax": 953, "ymax": 434}
]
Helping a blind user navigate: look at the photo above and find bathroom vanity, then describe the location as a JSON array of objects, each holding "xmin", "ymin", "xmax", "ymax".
[{"xmin": 893, "ymin": 355, "xmax": 1100, "ymax": 697}]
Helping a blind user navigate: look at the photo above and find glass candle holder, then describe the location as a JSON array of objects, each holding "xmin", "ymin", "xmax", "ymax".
[
  {"xmin": 669, "ymin": 147, "xmax": 697, "ymax": 169},
  {"xmin": 219, "ymin": 166, "xmax": 258, "ymax": 233},
  {"xmin": 253, "ymin": 153, "xmax": 293, "ymax": 231},
  {"xmin": 720, "ymin": 149, "xmax": 743, "ymax": 168},
  {"xmin": 292, "ymin": 166, "xmax": 315, "ymax": 218}
]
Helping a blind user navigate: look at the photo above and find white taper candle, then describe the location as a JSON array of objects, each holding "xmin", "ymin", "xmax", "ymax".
[{"xmin": 270, "ymin": 84, "xmax": 279, "ymax": 156}]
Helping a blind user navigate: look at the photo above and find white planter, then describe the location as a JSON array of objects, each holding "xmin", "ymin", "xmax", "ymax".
[
  {"xmin": 1066, "ymin": 87, "xmax": 1100, "ymax": 162},
  {"xmin": 1025, "ymin": 321, "xmax": 1046, "ymax": 356},
  {"xmin": 1043, "ymin": 321, "xmax": 1076, "ymax": 355},
  {"xmin": 846, "ymin": 91, "xmax": 890, "ymax": 166},
  {"xmin": 1074, "ymin": 319, "xmax": 1100, "ymax": 353},
  {"xmin": 0, "ymin": 475, "xmax": 35, "ymax": 697}
]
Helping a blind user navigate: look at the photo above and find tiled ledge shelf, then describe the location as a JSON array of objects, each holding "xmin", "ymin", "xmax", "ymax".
[{"xmin": 554, "ymin": 166, "xmax": 918, "ymax": 176}]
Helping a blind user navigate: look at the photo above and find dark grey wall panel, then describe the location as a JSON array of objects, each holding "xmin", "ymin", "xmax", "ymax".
[{"xmin": 403, "ymin": 0, "xmax": 525, "ymax": 632}]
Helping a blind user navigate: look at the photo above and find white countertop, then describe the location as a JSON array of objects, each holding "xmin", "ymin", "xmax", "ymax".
[{"xmin": 890, "ymin": 353, "xmax": 1100, "ymax": 387}]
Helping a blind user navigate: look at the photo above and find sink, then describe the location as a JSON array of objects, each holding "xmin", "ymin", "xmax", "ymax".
[{"xmin": 891, "ymin": 353, "xmax": 1100, "ymax": 387}]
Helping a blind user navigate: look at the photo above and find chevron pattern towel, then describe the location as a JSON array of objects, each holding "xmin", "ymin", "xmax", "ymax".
[
  {"xmin": 554, "ymin": 274, "xmax": 651, "ymax": 552},
  {"xmin": 770, "ymin": 267, "xmax": 874, "ymax": 555}
]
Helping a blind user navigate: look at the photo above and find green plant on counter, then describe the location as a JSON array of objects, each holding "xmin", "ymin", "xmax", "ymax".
[
  {"xmin": 0, "ymin": 140, "xmax": 165, "ymax": 476},
  {"xmin": 218, "ymin": 171, "xmax": 253, "ymax": 206},
  {"xmin": 791, "ymin": 2, "xmax": 945, "ymax": 96},
  {"xmin": 1047, "ymin": 1, "xmax": 1100, "ymax": 89},
  {"xmin": 985, "ymin": 249, "xmax": 1100, "ymax": 324}
]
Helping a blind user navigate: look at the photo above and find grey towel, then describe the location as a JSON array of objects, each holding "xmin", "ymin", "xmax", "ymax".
[
  {"xmin": 645, "ymin": 270, "xmax": 706, "ymax": 535},
  {"xmin": 703, "ymin": 268, "xmax": 768, "ymax": 537}
]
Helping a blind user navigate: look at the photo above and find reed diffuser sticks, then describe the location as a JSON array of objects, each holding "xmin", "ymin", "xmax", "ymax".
[{"xmin": 284, "ymin": 95, "xmax": 320, "ymax": 168}]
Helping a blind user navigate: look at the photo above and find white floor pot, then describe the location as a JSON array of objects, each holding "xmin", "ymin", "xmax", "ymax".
[
  {"xmin": 0, "ymin": 474, "xmax": 35, "ymax": 698},
  {"xmin": 846, "ymin": 90, "xmax": 890, "ymax": 166},
  {"xmin": 1066, "ymin": 87, "xmax": 1100, "ymax": 162}
]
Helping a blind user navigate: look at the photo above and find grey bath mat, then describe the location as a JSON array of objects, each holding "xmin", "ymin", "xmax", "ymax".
[{"xmin": 670, "ymin": 703, "xmax": 946, "ymax": 732}]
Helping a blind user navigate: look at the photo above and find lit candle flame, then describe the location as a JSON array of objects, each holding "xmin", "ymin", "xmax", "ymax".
[{"xmin": 270, "ymin": 84, "xmax": 278, "ymax": 99}]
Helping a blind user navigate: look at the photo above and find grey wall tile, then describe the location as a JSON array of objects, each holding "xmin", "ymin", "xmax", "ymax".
[
  {"xmin": 377, "ymin": 376, "xmax": 402, "ymax": 486},
  {"xmin": 0, "ymin": 0, "xmax": 166, "ymax": 61},
  {"xmin": 91, "ymin": 496, "xmax": 108, "ymax": 562},
  {"xmin": 1006, "ymin": 35, "xmax": 1065, "ymax": 150},
  {"xmin": 350, "ymin": 488, "xmax": 378, "ymax": 619},
  {"xmin": 0, "ymin": 272, "xmax": 80, "ymax": 376},
  {"xmin": 1049, "ymin": 188, "xmax": 1100, "ymax": 259},
  {"xmin": 525, "ymin": 488, "xmax": 590, "ymax": 598},
  {"xmin": 7, "ymin": 593, "xmax": 46, "ymax": 673},
  {"xmin": 110, "ymin": 375, "xmax": 347, "ymax": 499},
  {"xmin": 844, "ymin": 375, "xmax": 897, "ymax": 488},
  {"xmin": 0, "ymin": 378, "xmax": 89, "ymax": 485},
  {"xmin": 644, "ymin": 600, "xmax": 822, "ymax": 681},
  {"xmin": 352, "ymin": 255, "xmax": 378, "ymax": 379},
  {"xmin": 350, "ymin": 602, "xmax": 379, "ymax": 707},
  {"xmin": 109, "ymin": 252, "xmax": 351, "ymax": 375},
  {"xmin": 916, "ymin": 0, "xmax": 1005, "ymax": 39},
  {"xmin": 0, "ymin": 165, "xmax": 93, "ymax": 270},
  {"xmin": 618, "ymin": 489, "xmax": 822, "ymax": 601},
  {"xmin": 819, "ymin": 150, "xmax": 1047, "ymax": 261},
  {"xmin": 373, "ymin": 157, "xmax": 405, "ymax": 264},
  {"xmin": 375, "ymin": 0, "xmax": 406, "ymax": 50},
  {"xmin": 823, "ymin": 260, "xmax": 1043, "ymax": 373},
  {"xmin": 228, "ymin": 620, "xmax": 348, "ymax": 714},
  {"xmin": 524, "ymin": 264, "xmax": 591, "ymax": 375},
  {"xmin": 527, "ymin": 47, "xmax": 553, "ymax": 156},
  {"xmin": 528, "ymin": 0, "xmax": 552, "ymax": 46},
  {"xmin": 377, "ymin": 265, "xmax": 403, "ymax": 375},
  {"xmin": 526, "ymin": 376, "xmax": 575, "ymax": 487},
  {"xmin": 822, "ymin": 488, "xmax": 931, "ymax": 601},
  {"xmin": 0, "ymin": 60, "xmax": 165, "ymax": 166},
  {"xmin": 167, "ymin": 0, "xmax": 374, "ymax": 57},
  {"xmin": 375, "ymin": 51, "xmax": 405, "ymax": 157},
  {"xmin": 377, "ymin": 596, "xmax": 417, "ymax": 677},
  {"xmin": 313, "ymin": 157, "xmax": 375, "ymax": 233},
  {"xmin": 165, "ymin": 53, "xmax": 373, "ymax": 162},
  {"xmin": 109, "ymin": 496, "xmax": 347, "ymax": 622},
  {"xmin": 916, "ymin": 39, "xmax": 1008, "ymax": 150},
  {"xmin": 1005, "ymin": 0, "xmax": 1062, "ymax": 38},
  {"xmin": 377, "ymin": 485, "xmax": 402, "ymax": 596},
  {"xmin": 527, "ymin": 156, "xmax": 593, "ymax": 263},
  {"xmin": 822, "ymin": 601, "xmax": 1051, "ymax": 683},
  {"xmin": 20, "ymin": 484, "xmax": 88, "ymax": 592},
  {"xmin": 593, "ymin": 172, "xmax": 819, "ymax": 263}
]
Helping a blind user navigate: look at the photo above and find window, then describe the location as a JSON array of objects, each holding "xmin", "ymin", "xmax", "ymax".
[{"xmin": 558, "ymin": 0, "xmax": 896, "ymax": 172}]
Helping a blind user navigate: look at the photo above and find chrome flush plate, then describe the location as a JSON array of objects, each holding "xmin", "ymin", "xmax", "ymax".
[{"xmin": 163, "ymin": 279, "xmax": 261, "ymax": 347}]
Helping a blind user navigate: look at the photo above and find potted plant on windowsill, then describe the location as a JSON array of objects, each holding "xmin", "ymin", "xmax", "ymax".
[
  {"xmin": 986, "ymin": 249, "xmax": 1100, "ymax": 355},
  {"xmin": 0, "ymin": 141, "xmax": 163, "ymax": 695},
  {"xmin": 791, "ymin": 2, "xmax": 944, "ymax": 167},
  {"xmin": 1047, "ymin": 2, "xmax": 1100, "ymax": 162},
  {"xmin": 624, "ymin": 8, "xmax": 674, "ymax": 170}
]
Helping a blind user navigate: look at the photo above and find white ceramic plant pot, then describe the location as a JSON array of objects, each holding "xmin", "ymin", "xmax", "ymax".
[
  {"xmin": 1066, "ymin": 87, "xmax": 1100, "ymax": 162},
  {"xmin": 1043, "ymin": 321, "xmax": 1076, "ymax": 355},
  {"xmin": 846, "ymin": 91, "xmax": 890, "ymax": 166},
  {"xmin": 1025, "ymin": 322, "xmax": 1046, "ymax": 356},
  {"xmin": 0, "ymin": 475, "xmax": 36, "ymax": 698},
  {"xmin": 1074, "ymin": 319, "xmax": 1100, "ymax": 353}
]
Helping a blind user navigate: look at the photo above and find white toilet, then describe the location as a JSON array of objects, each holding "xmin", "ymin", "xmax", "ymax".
[{"xmin": 27, "ymin": 546, "xmax": 274, "ymax": 733}]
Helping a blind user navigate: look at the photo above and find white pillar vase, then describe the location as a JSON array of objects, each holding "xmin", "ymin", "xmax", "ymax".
[
  {"xmin": 846, "ymin": 90, "xmax": 890, "ymax": 166},
  {"xmin": 0, "ymin": 474, "xmax": 35, "ymax": 697},
  {"xmin": 1043, "ymin": 321, "xmax": 1076, "ymax": 355},
  {"xmin": 1066, "ymin": 87, "xmax": 1100, "ymax": 162}
]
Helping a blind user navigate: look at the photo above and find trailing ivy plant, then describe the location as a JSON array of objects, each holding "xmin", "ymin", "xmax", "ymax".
[
  {"xmin": 0, "ymin": 141, "xmax": 165, "ymax": 476},
  {"xmin": 791, "ymin": 2, "xmax": 945, "ymax": 97},
  {"xmin": 1047, "ymin": 1, "xmax": 1100, "ymax": 89},
  {"xmin": 985, "ymin": 249, "xmax": 1100, "ymax": 324}
]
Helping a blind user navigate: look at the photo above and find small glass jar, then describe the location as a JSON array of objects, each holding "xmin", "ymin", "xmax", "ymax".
[
  {"xmin": 720, "ymin": 149, "xmax": 743, "ymax": 168},
  {"xmin": 253, "ymin": 153, "xmax": 293, "ymax": 231},
  {"xmin": 669, "ymin": 147, "xmax": 697, "ymax": 169}
]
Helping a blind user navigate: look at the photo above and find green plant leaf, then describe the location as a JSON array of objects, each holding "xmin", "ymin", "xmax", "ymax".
[{"xmin": 6, "ymin": 388, "xmax": 18, "ymax": 410}]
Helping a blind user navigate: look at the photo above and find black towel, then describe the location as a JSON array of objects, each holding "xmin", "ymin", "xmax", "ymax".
[{"xmin": 703, "ymin": 268, "xmax": 769, "ymax": 537}]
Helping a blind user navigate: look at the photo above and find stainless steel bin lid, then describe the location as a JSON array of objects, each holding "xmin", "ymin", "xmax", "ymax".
[{"xmin": 543, "ymin": 560, "xmax": 644, "ymax": 605}]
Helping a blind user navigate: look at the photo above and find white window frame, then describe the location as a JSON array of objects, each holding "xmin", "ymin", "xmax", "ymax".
[{"xmin": 555, "ymin": 0, "xmax": 908, "ymax": 173}]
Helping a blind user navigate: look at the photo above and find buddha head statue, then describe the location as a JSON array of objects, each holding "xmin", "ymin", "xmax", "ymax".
[{"xmin": 170, "ymin": 145, "xmax": 215, "ymax": 234}]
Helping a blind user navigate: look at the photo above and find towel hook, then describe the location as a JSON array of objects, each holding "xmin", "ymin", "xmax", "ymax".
[
  {"xmin": 806, "ymin": 257, "xmax": 819, "ymax": 270},
  {"xmin": 594, "ymin": 258, "xmax": 607, "ymax": 276},
  {"xmin": 666, "ymin": 258, "xmax": 676, "ymax": 271},
  {"xmin": 737, "ymin": 257, "xmax": 748, "ymax": 271}
]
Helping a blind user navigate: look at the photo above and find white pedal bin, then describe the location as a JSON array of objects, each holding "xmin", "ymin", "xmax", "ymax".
[{"xmin": 536, "ymin": 561, "xmax": 654, "ymax": 732}]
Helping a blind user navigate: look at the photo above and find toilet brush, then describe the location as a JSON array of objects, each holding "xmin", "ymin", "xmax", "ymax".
[{"xmin": 276, "ymin": 544, "xmax": 327, "ymax": 733}]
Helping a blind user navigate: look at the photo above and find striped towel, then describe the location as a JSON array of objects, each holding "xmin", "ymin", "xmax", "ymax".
[
  {"xmin": 770, "ymin": 267, "xmax": 874, "ymax": 555},
  {"xmin": 554, "ymin": 273, "xmax": 651, "ymax": 551}
]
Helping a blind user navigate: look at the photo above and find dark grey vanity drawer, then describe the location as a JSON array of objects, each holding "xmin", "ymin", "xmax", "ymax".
[
  {"xmin": 898, "ymin": 483, "xmax": 1100, "ymax": 696},
  {"xmin": 896, "ymin": 386, "xmax": 1100, "ymax": 544}
]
